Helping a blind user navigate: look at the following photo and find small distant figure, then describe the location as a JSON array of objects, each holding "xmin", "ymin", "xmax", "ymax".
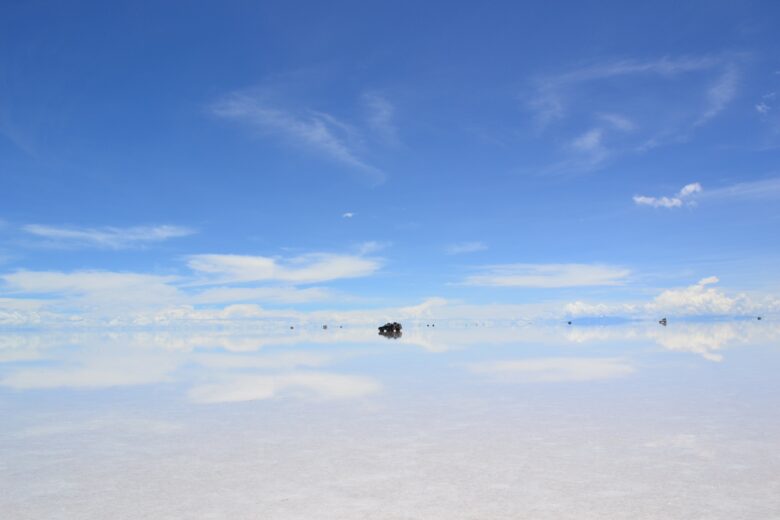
[
  {"xmin": 426, "ymin": 324, "xmax": 429, "ymax": 327},
  {"xmin": 322, "ymin": 325, "xmax": 328, "ymax": 330},
  {"xmin": 432, "ymin": 324, "xmax": 435, "ymax": 327},
  {"xmin": 567, "ymin": 321, "xmax": 572, "ymax": 325},
  {"xmin": 290, "ymin": 326, "xmax": 294, "ymax": 330},
  {"xmin": 757, "ymin": 316, "xmax": 762, "ymax": 321},
  {"xmin": 659, "ymin": 318, "xmax": 667, "ymax": 326},
  {"xmin": 339, "ymin": 325, "xmax": 343, "ymax": 328}
]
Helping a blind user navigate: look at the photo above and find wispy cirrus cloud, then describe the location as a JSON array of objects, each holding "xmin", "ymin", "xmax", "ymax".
[
  {"xmin": 703, "ymin": 176, "xmax": 780, "ymax": 201},
  {"xmin": 696, "ymin": 64, "xmax": 739, "ymax": 126},
  {"xmin": 445, "ymin": 241, "xmax": 487, "ymax": 255},
  {"xmin": 22, "ymin": 224, "xmax": 195, "ymax": 249},
  {"xmin": 463, "ymin": 263, "xmax": 630, "ymax": 288},
  {"xmin": 529, "ymin": 55, "xmax": 733, "ymax": 125},
  {"xmin": 212, "ymin": 91, "xmax": 385, "ymax": 183},
  {"xmin": 362, "ymin": 92, "xmax": 400, "ymax": 147},
  {"xmin": 634, "ymin": 182, "xmax": 702, "ymax": 208},
  {"xmin": 755, "ymin": 92, "xmax": 775, "ymax": 115},
  {"xmin": 526, "ymin": 54, "xmax": 744, "ymax": 172}
]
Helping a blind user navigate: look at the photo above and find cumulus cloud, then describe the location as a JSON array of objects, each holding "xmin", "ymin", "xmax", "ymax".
[
  {"xmin": 648, "ymin": 276, "xmax": 738, "ymax": 315},
  {"xmin": 22, "ymin": 224, "xmax": 195, "ymax": 249},
  {"xmin": 634, "ymin": 182, "xmax": 702, "ymax": 208},
  {"xmin": 342, "ymin": 212, "xmax": 355, "ymax": 218},
  {"xmin": 464, "ymin": 263, "xmax": 630, "ymax": 288}
]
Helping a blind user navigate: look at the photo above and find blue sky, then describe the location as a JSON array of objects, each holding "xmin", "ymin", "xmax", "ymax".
[{"xmin": 1, "ymin": 0, "xmax": 780, "ymax": 326}]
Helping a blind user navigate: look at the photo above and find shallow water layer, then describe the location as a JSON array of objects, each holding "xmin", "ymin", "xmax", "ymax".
[{"xmin": 1, "ymin": 321, "xmax": 779, "ymax": 519}]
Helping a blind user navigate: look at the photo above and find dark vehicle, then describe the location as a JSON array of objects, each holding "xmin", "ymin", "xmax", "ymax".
[{"xmin": 378, "ymin": 322, "xmax": 402, "ymax": 339}]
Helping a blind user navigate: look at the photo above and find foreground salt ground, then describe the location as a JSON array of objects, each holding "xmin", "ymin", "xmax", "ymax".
[{"xmin": 1, "ymin": 322, "xmax": 779, "ymax": 519}]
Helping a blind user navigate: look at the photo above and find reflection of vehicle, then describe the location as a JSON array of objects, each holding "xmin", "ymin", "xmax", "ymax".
[{"xmin": 378, "ymin": 322, "xmax": 402, "ymax": 339}]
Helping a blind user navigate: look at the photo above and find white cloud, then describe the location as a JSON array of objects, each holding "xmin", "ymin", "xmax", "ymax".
[
  {"xmin": 342, "ymin": 212, "xmax": 355, "ymax": 218},
  {"xmin": 363, "ymin": 92, "xmax": 399, "ymax": 146},
  {"xmin": 696, "ymin": 65, "xmax": 739, "ymax": 126},
  {"xmin": 464, "ymin": 263, "xmax": 630, "ymax": 288},
  {"xmin": 355, "ymin": 241, "xmax": 387, "ymax": 255},
  {"xmin": 634, "ymin": 182, "xmax": 702, "ymax": 208},
  {"xmin": 187, "ymin": 253, "xmax": 380, "ymax": 285},
  {"xmin": 756, "ymin": 102, "xmax": 771, "ymax": 114},
  {"xmin": 212, "ymin": 92, "xmax": 384, "ymax": 183},
  {"xmin": 755, "ymin": 92, "xmax": 776, "ymax": 116},
  {"xmin": 529, "ymin": 56, "xmax": 731, "ymax": 124},
  {"xmin": 468, "ymin": 357, "xmax": 634, "ymax": 382},
  {"xmin": 569, "ymin": 127, "xmax": 609, "ymax": 167},
  {"xmin": 22, "ymin": 224, "xmax": 195, "ymax": 249},
  {"xmin": 0, "ymin": 245, "xmax": 386, "ymax": 324},
  {"xmin": 598, "ymin": 113, "xmax": 636, "ymax": 132},
  {"xmin": 703, "ymin": 177, "xmax": 780, "ymax": 201},
  {"xmin": 648, "ymin": 276, "xmax": 738, "ymax": 315},
  {"xmin": 1, "ymin": 271, "xmax": 179, "ymax": 307},
  {"xmin": 572, "ymin": 128, "xmax": 603, "ymax": 152},
  {"xmin": 445, "ymin": 241, "xmax": 487, "ymax": 255},
  {"xmin": 191, "ymin": 286, "xmax": 330, "ymax": 305},
  {"xmin": 527, "ymin": 55, "xmax": 743, "ymax": 171}
]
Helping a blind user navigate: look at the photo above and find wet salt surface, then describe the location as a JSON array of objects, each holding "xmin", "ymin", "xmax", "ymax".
[{"xmin": 1, "ymin": 322, "xmax": 779, "ymax": 519}]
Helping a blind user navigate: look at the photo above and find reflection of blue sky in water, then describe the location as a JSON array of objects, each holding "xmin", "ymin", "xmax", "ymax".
[{"xmin": 1, "ymin": 321, "xmax": 779, "ymax": 518}]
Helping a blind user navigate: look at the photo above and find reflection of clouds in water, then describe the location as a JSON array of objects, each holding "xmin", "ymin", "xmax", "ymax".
[
  {"xmin": 1, "ymin": 351, "xmax": 180, "ymax": 389},
  {"xmin": 189, "ymin": 372, "xmax": 381, "ymax": 403},
  {"xmin": 121, "ymin": 328, "xmax": 382, "ymax": 352},
  {"xmin": 564, "ymin": 321, "xmax": 780, "ymax": 362},
  {"xmin": 468, "ymin": 358, "xmax": 634, "ymax": 382},
  {"xmin": 0, "ymin": 332, "xmax": 378, "ymax": 402},
  {"xmin": 192, "ymin": 351, "xmax": 338, "ymax": 370},
  {"xmin": 565, "ymin": 327, "xmax": 642, "ymax": 343},
  {"xmin": 399, "ymin": 325, "xmax": 560, "ymax": 353},
  {"xmin": 648, "ymin": 322, "xmax": 772, "ymax": 362},
  {"xmin": 1, "ymin": 321, "xmax": 777, "ymax": 396}
]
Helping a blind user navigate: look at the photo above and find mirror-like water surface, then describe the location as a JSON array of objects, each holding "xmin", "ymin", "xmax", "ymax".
[{"xmin": 2, "ymin": 321, "xmax": 779, "ymax": 518}]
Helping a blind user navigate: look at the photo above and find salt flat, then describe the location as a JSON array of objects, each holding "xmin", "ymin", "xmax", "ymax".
[{"xmin": 1, "ymin": 321, "xmax": 779, "ymax": 519}]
